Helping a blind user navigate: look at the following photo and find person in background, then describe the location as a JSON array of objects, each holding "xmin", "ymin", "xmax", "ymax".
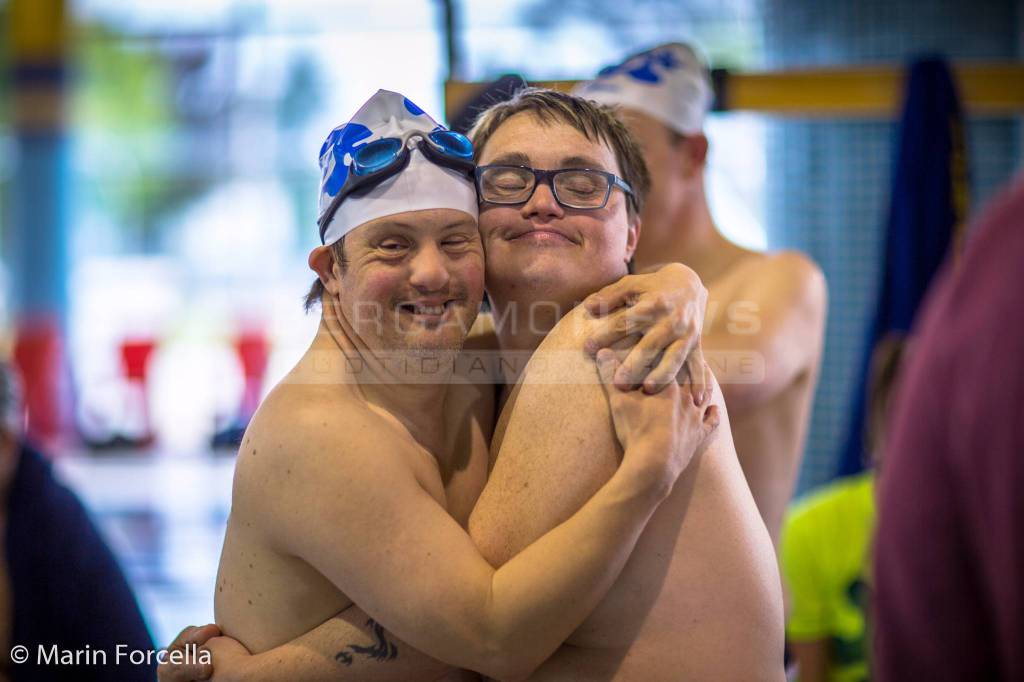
[
  {"xmin": 0, "ymin": 361, "xmax": 157, "ymax": 681},
  {"xmin": 780, "ymin": 335, "xmax": 905, "ymax": 682},
  {"xmin": 873, "ymin": 178, "xmax": 1024, "ymax": 681},
  {"xmin": 574, "ymin": 43, "xmax": 827, "ymax": 549}
]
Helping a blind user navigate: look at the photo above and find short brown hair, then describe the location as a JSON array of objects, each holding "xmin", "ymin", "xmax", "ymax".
[
  {"xmin": 303, "ymin": 237, "xmax": 348, "ymax": 312},
  {"xmin": 468, "ymin": 87, "xmax": 650, "ymax": 220}
]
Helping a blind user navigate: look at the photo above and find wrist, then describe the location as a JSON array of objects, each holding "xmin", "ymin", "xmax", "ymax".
[{"xmin": 613, "ymin": 445, "xmax": 675, "ymax": 504}]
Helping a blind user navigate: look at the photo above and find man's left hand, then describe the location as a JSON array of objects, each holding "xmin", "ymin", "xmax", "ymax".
[
  {"xmin": 582, "ymin": 262, "xmax": 708, "ymax": 401},
  {"xmin": 157, "ymin": 624, "xmax": 221, "ymax": 682},
  {"xmin": 202, "ymin": 636, "xmax": 253, "ymax": 682}
]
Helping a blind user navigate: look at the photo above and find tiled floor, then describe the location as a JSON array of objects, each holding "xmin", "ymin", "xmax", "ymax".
[{"xmin": 54, "ymin": 450, "xmax": 237, "ymax": 648}]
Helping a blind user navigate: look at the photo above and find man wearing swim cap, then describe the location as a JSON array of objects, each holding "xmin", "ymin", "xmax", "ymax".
[
  {"xmin": 159, "ymin": 89, "xmax": 726, "ymax": 682},
  {"xmin": 575, "ymin": 42, "xmax": 828, "ymax": 550}
]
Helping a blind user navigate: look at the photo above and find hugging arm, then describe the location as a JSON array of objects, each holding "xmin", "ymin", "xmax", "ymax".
[
  {"xmin": 581, "ymin": 262, "xmax": 710, "ymax": 397},
  {"xmin": 156, "ymin": 608, "xmax": 462, "ymax": 682},
  {"xmin": 198, "ymin": 396, "xmax": 689, "ymax": 682}
]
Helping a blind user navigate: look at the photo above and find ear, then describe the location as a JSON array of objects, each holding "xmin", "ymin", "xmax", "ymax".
[
  {"xmin": 681, "ymin": 134, "xmax": 709, "ymax": 178},
  {"xmin": 308, "ymin": 245, "xmax": 342, "ymax": 296},
  {"xmin": 624, "ymin": 214, "xmax": 641, "ymax": 264}
]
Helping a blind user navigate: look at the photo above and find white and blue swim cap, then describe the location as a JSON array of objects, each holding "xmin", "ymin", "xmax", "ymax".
[
  {"xmin": 573, "ymin": 43, "xmax": 712, "ymax": 136},
  {"xmin": 317, "ymin": 89, "xmax": 479, "ymax": 246}
]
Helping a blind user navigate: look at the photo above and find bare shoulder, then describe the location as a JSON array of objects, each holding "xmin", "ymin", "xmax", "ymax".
[
  {"xmin": 761, "ymin": 250, "xmax": 826, "ymax": 303},
  {"xmin": 538, "ymin": 302, "xmax": 607, "ymax": 352},
  {"xmin": 231, "ymin": 382, "xmax": 412, "ymax": 518},
  {"xmin": 714, "ymin": 250, "xmax": 826, "ymax": 322},
  {"xmin": 723, "ymin": 248, "xmax": 820, "ymax": 289}
]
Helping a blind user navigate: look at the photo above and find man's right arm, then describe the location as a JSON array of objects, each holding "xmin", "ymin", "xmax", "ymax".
[
  {"xmin": 158, "ymin": 613, "xmax": 466, "ymax": 682},
  {"xmin": 231, "ymin": 609, "xmax": 466, "ymax": 682}
]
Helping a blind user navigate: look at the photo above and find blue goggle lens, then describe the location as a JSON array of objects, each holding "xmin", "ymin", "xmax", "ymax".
[
  {"xmin": 429, "ymin": 130, "xmax": 473, "ymax": 159},
  {"xmin": 352, "ymin": 138, "xmax": 403, "ymax": 176}
]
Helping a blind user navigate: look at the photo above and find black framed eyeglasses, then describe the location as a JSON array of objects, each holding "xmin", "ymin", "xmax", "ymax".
[{"xmin": 475, "ymin": 165, "xmax": 637, "ymax": 212}]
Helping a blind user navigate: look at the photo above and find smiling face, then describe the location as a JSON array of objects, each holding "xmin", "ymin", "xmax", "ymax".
[
  {"xmin": 312, "ymin": 208, "xmax": 485, "ymax": 355},
  {"xmin": 476, "ymin": 112, "xmax": 640, "ymax": 308}
]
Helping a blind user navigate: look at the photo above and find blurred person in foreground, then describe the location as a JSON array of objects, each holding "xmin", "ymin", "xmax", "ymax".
[
  {"xmin": 873, "ymin": 177, "xmax": 1024, "ymax": 680},
  {"xmin": 160, "ymin": 88, "xmax": 782, "ymax": 681},
  {"xmin": 0, "ymin": 362, "xmax": 156, "ymax": 681},
  {"xmin": 575, "ymin": 43, "xmax": 827, "ymax": 549},
  {"xmin": 781, "ymin": 335, "xmax": 906, "ymax": 682}
]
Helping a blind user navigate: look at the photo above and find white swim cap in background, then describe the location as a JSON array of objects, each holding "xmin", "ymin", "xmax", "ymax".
[
  {"xmin": 317, "ymin": 89, "xmax": 478, "ymax": 246},
  {"xmin": 573, "ymin": 43, "xmax": 712, "ymax": 136}
]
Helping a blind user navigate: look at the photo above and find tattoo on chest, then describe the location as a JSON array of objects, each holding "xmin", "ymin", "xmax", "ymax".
[{"xmin": 334, "ymin": 618, "xmax": 399, "ymax": 666}]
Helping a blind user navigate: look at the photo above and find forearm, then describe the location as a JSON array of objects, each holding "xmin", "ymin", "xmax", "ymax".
[
  {"xmin": 483, "ymin": 458, "xmax": 666, "ymax": 679},
  {"xmin": 224, "ymin": 608, "xmax": 455, "ymax": 682}
]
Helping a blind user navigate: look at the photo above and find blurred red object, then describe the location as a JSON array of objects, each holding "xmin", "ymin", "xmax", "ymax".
[
  {"xmin": 13, "ymin": 315, "xmax": 72, "ymax": 452},
  {"xmin": 234, "ymin": 327, "xmax": 269, "ymax": 423},
  {"xmin": 119, "ymin": 339, "xmax": 155, "ymax": 382},
  {"xmin": 119, "ymin": 337, "xmax": 157, "ymax": 446}
]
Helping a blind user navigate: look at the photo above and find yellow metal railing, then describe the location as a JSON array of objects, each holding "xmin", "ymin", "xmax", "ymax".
[{"xmin": 445, "ymin": 62, "xmax": 1024, "ymax": 121}]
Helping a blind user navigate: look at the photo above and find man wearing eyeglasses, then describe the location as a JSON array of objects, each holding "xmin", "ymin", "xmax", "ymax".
[
  {"xmin": 574, "ymin": 43, "xmax": 827, "ymax": 551},
  {"xmin": 464, "ymin": 88, "xmax": 782, "ymax": 680},
  {"xmin": 160, "ymin": 89, "xmax": 783, "ymax": 681}
]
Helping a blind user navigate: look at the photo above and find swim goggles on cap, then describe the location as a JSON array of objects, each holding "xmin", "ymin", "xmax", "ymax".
[{"xmin": 318, "ymin": 130, "xmax": 475, "ymax": 243}]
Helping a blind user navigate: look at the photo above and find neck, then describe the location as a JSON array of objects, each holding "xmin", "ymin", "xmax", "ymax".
[
  {"xmin": 635, "ymin": 187, "xmax": 745, "ymax": 283},
  {"xmin": 304, "ymin": 297, "xmax": 451, "ymax": 453},
  {"xmin": 487, "ymin": 287, "xmax": 575, "ymax": 382}
]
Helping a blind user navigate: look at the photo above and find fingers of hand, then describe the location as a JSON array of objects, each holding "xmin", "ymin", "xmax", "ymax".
[
  {"xmin": 189, "ymin": 624, "xmax": 222, "ymax": 647},
  {"xmin": 584, "ymin": 298, "xmax": 657, "ymax": 354},
  {"xmin": 661, "ymin": 378, "xmax": 682, "ymax": 404},
  {"xmin": 702, "ymin": 361, "xmax": 715, "ymax": 401},
  {"xmin": 157, "ymin": 646, "xmax": 212, "ymax": 682},
  {"xmin": 167, "ymin": 626, "xmax": 196, "ymax": 652},
  {"xmin": 615, "ymin": 326, "xmax": 672, "ymax": 391},
  {"xmin": 684, "ymin": 347, "xmax": 708, "ymax": 406},
  {"xmin": 157, "ymin": 624, "xmax": 219, "ymax": 681},
  {"xmin": 584, "ymin": 277, "xmax": 637, "ymax": 316},
  {"xmin": 702, "ymin": 404, "xmax": 721, "ymax": 434},
  {"xmin": 616, "ymin": 324, "xmax": 669, "ymax": 387},
  {"xmin": 595, "ymin": 349, "xmax": 621, "ymax": 390},
  {"xmin": 640, "ymin": 337, "xmax": 689, "ymax": 394},
  {"xmin": 158, "ymin": 661, "xmax": 213, "ymax": 682}
]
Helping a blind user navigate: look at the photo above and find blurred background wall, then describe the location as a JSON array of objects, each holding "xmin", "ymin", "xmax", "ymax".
[{"xmin": 762, "ymin": 0, "xmax": 1022, "ymax": 491}]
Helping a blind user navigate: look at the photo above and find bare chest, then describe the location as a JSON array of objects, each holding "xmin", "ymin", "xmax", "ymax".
[
  {"xmin": 703, "ymin": 264, "xmax": 763, "ymax": 342},
  {"xmin": 403, "ymin": 440, "xmax": 488, "ymax": 529}
]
